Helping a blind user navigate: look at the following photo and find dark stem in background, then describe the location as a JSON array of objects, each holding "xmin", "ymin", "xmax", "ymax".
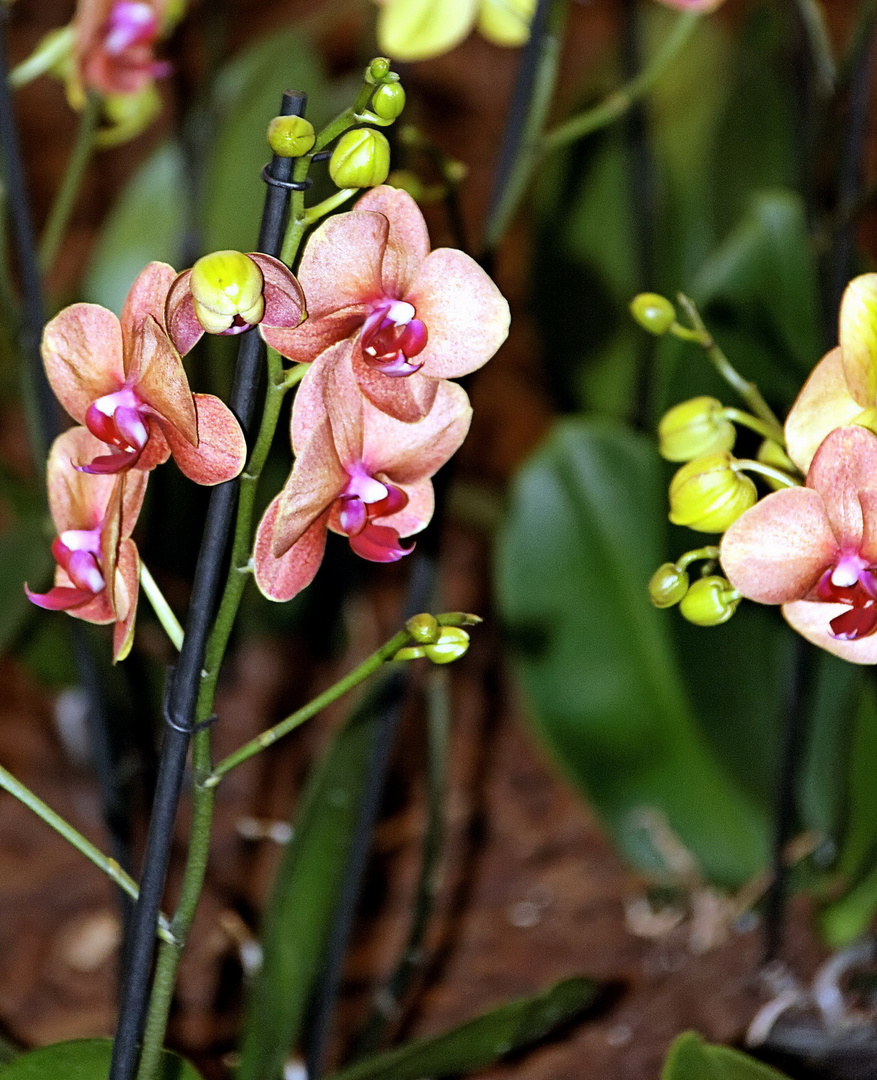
[
  {"xmin": 0, "ymin": 11, "xmax": 137, "ymax": 934},
  {"xmin": 763, "ymin": 637, "xmax": 813, "ymax": 964},
  {"xmin": 825, "ymin": 2, "xmax": 877, "ymax": 323},
  {"xmin": 108, "ymin": 90, "xmax": 305, "ymax": 1080},
  {"xmin": 619, "ymin": 0, "xmax": 658, "ymax": 433}
]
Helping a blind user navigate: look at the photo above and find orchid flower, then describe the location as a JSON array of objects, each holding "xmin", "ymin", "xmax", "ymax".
[
  {"xmin": 165, "ymin": 250, "xmax": 305, "ymax": 355},
  {"xmin": 785, "ymin": 274, "xmax": 877, "ymax": 474},
  {"xmin": 260, "ymin": 185, "xmax": 510, "ymax": 423},
  {"xmin": 26, "ymin": 427, "xmax": 148, "ymax": 662},
  {"xmin": 41, "ymin": 261, "xmax": 246, "ymax": 484},
  {"xmin": 73, "ymin": 0, "xmax": 171, "ymax": 98},
  {"xmin": 373, "ymin": 0, "xmax": 534, "ymax": 62},
  {"xmin": 720, "ymin": 426, "xmax": 877, "ymax": 663},
  {"xmin": 254, "ymin": 341, "xmax": 472, "ymax": 602}
]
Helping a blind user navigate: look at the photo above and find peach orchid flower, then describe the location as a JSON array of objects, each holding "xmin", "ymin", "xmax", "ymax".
[
  {"xmin": 720, "ymin": 426, "xmax": 877, "ymax": 663},
  {"xmin": 26, "ymin": 427, "xmax": 147, "ymax": 662},
  {"xmin": 41, "ymin": 261, "xmax": 246, "ymax": 484},
  {"xmin": 254, "ymin": 341, "xmax": 472, "ymax": 602},
  {"xmin": 260, "ymin": 185, "xmax": 510, "ymax": 424},
  {"xmin": 73, "ymin": 0, "xmax": 171, "ymax": 97}
]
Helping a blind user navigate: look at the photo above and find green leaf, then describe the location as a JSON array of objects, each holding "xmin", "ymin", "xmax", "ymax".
[
  {"xmin": 83, "ymin": 142, "xmax": 187, "ymax": 313},
  {"xmin": 662, "ymin": 1033, "xmax": 790, "ymax": 1080},
  {"xmin": 236, "ymin": 678, "xmax": 396, "ymax": 1080},
  {"xmin": 0, "ymin": 1039, "xmax": 202, "ymax": 1080},
  {"xmin": 329, "ymin": 976, "xmax": 599, "ymax": 1080},
  {"xmin": 495, "ymin": 418, "xmax": 767, "ymax": 885}
]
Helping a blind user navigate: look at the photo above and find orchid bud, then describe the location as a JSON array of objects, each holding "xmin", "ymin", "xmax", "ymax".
[
  {"xmin": 630, "ymin": 293, "xmax": 676, "ymax": 335},
  {"xmin": 423, "ymin": 627, "xmax": 470, "ymax": 664},
  {"xmin": 757, "ymin": 439, "xmax": 798, "ymax": 490},
  {"xmin": 189, "ymin": 250, "xmax": 265, "ymax": 334},
  {"xmin": 679, "ymin": 576, "xmax": 740, "ymax": 626},
  {"xmin": 668, "ymin": 453, "xmax": 757, "ymax": 533},
  {"xmin": 393, "ymin": 644, "xmax": 427, "ymax": 661},
  {"xmin": 406, "ymin": 613, "xmax": 441, "ymax": 644},
  {"xmin": 329, "ymin": 129, "xmax": 391, "ymax": 188},
  {"xmin": 267, "ymin": 115, "xmax": 315, "ymax": 157},
  {"xmin": 649, "ymin": 563, "xmax": 690, "ymax": 608},
  {"xmin": 371, "ymin": 81, "xmax": 406, "ymax": 121},
  {"xmin": 658, "ymin": 397, "xmax": 736, "ymax": 462},
  {"xmin": 366, "ymin": 57, "xmax": 392, "ymax": 84}
]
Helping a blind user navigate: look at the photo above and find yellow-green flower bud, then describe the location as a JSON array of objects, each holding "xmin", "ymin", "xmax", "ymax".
[
  {"xmin": 393, "ymin": 644, "xmax": 427, "ymax": 661},
  {"xmin": 406, "ymin": 613, "xmax": 441, "ymax": 644},
  {"xmin": 668, "ymin": 453, "xmax": 757, "ymax": 533},
  {"xmin": 649, "ymin": 563, "xmax": 690, "ymax": 608},
  {"xmin": 658, "ymin": 397, "xmax": 736, "ymax": 462},
  {"xmin": 679, "ymin": 576, "xmax": 740, "ymax": 626},
  {"xmin": 189, "ymin": 250, "xmax": 265, "ymax": 334},
  {"xmin": 366, "ymin": 57, "xmax": 392, "ymax": 84},
  {"xmin": 372, "ymin": 81, "xmax": 406, "ymax": 121},
  {"xmin": 423, "ymin": 627, "xmax": 470, "ymax": 665},
  {"xmin": 630, "ymin": 293, "xmax": 676, "ymax": 335},
  {"xmin": 757, "ymin": 439, "xmax": 798, "ymax": 490},
  {"xmin": 329, "ymin": 129, "xmax": 391, "ymax": 189},
  {"xmin": 267, "ymin": 115, "xmax": 316, "ymax": 158}
]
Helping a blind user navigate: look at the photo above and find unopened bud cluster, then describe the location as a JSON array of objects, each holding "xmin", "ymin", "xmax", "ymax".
[{"xmin": 668, "ymin": 452, "xmax": 757, "ymax": 533}]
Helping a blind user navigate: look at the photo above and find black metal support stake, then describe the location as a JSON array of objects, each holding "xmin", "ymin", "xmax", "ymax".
[{"xmin": 108, "ymin": 89, "xmax": 306, "ymax": 1080}]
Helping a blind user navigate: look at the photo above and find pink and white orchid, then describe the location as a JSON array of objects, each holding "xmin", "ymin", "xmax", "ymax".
[
  {"xmin": 260, "ymin": 185, "xmax": 509, "ymax": 423},
  {"xmin": 26, "ymin": 427, "xmax": 147, "ymax": 662},
  {"xmin": 41, "ymin": 261, "xmax": 246, "ymax": 485},
  {"xmin": 254, "ymin": 341, "xmax": 472, "ymax": 602},
  {"xmin": 720, "ymin": 426, "xmax": 877, "ymax": 663},
  {"xmin": 74, "ymin": 0, "xmax": 170, "ymax": 97}
]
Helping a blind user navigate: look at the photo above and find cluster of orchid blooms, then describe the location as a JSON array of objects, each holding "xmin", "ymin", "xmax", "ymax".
[
  {"xmin": 26, "ymin": 186, "xmax": 509, "ymax": 660},
  {"xmin": 643, "ymin": 275, "xmax": 877, "ymax": 665}
]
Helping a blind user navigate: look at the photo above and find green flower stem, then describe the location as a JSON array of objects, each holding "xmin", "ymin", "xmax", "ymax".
[
  {"xmin": 734, "ymin": 460, "xmax": 800, "ymax": 488},
  {"xmin": 38, "ymin": 93, "xmax": 101, "ymax": 274},
  {"xmin": 280, "ymin": 154, "xmax": 313, "ymax": 267},
  {"xmin": 676, "ymin": 546, "xmax": 720, "ymax": 571},
  {"xmin": 8, "ymin": 26, "xmax": 74, "ymax": 87},
  {"xmin": 139, "ymin": 563, "xmax": 184, "ymax": 652},
  {"xmin": 542, "ymin": 10, "xmax": 700, "ymax": 153},
  {"xmin": 676, "ymin": 294, "xmax": 785, "ymax": 440},
  {"xmin": 722, "ymin": 408, "xmax": 787, "ymax": 446},
  {"xmin": 303, "ymin": 187, "xmax": 357, "ymax": 226},
  {"xmin": 0, "ymin": 762, "xmax": 174, "ymax": 944}
]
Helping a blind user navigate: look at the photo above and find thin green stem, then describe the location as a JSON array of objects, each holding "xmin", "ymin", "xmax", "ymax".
[
  {"xmin": 676, "ymin": 294, "xmax": 784, "ymax": 439},
  {"xmin": 280, "ymin": 155, "xmax": 313, "ymax": 266},
  {"xmin": 722, "ymin": 407, "xmax": 787, "ymax": 446},
  {"xmin": 676, "ymin": 546, "xmax": 720, "ymax": 572},
  {"xmin": 38, "ymin": 93, "xmax": 101, "ymax": 273},
  {"xmin": 542, "ymin": 10, "xmax": 700, "ymax": 153},
  {"xmin": 139, "ymin": 563, "xmax": 184, "ymax": 652},
  {"xmin": 303, "ymin": 186, "xmax": 357, "ymax": 226},
  {"xmin": 0, "ymin": 763, "xmax": 174, "ymax": 944},
  {"xmin": 734, "ymin": 460, "xmax": 800, "ymax": 488}
]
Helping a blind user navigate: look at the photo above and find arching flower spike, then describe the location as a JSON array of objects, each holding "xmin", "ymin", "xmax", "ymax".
[
  {"xmin": 261, "ymin": 185, "xmax": 510, "ymax": 423},
  {"xmin": 26, "ymin": 428, "xmax": 147, "ymax": 662},
  {"xmin": 165, "ymin": 250, "xmax": 306, "ymax": 356},
  {"xmin": 42, "ymin": 261, "xmax": 246, "ymax": 484},
  {"xmin": 720, "ymin": 426, "xmax": 877, "ymax": 663},
  {"xmin": 254, "ymin": 341, "xmax": 472, "ymax": 602}
]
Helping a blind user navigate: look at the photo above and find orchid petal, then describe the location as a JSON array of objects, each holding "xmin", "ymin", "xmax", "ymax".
[
  {"xmin": 164, "ymin": 270, "xmax": 204, "ymax": 356},
  {"xmin": 720, "ymin": 487, "xmax": 837, "ymax": 604},
  {"xmin": 254, "ymin": 497, "xmax": 329, "ymax": 602},
  {"xmin": 296, "ymin": 210, "xmax": 387, "ymax": 317},
  {"xmin": 25, "ymin": 584, "xmax": 97, "ymax": 612},
  {"xmin": 839, "ymin": 273, "xmax": 877, "ymax": 407},
  {"xmin": 406, "ymin": 249, "xmax": 510, "ymax": 379},
  {"xmin": 354, "ymin": 186, "xmax": 430, "ymax": 297},
  {"xmin": 785, "ymin": 348, "xmax": 863, "ymax": 473},
  {"xmin": 42, "ymin": 304, "xmax": 125, "ymax": 423},
  {"xmin": 132, "ymin": 315, "xmax": 198, "ymax": 445},
  {"xmin": 112, "ymin": 538, "xmax": 140, "ymax": 662},
  {"xmin": 78, "ymin": 448, "xmax": 144, "ymax": 474},
  {"xmin": 261, "ymin": 305, "xmax": 370, "ymax": 366},
  {"xmin": 248, "ymin": 253, "xmax": 306, "ymax": 328},
  {"xmin": 373, "ymin": 478, "xmax": 433, "ymax": 537},
  {"xmin": 48, "ymin": 428, "xmax": 122, "ymax": 532},
  {"xmin": 159, "ymin": 394, "xmax": 246, "ymax": 485},
  {"xmin": 783, "ymin": 599, "xmax": 877, "ymax": 664},
  {"xmin": 347, "ymin": 523, "xmax": 413, "ymax": 563},
  {"xmin": 120, "ymin": 261, "xmax": 176, "ymax": 359},
  {"xmin": 806, "ymin": 426, "xmax": 877, "ymax": 551},
  {"xmin": 351, "ymin": 345, "xmax": 439, "ymax": 423},
  {"xmin": 273, "ymin": 418, "xmax": 348, "ymax": 556}
]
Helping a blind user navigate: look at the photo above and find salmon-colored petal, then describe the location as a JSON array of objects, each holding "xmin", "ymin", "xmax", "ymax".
[
  {"xmin": 120, "ymin": 466, "xmax": 149, "ymax": 538},
  {"xmin": 42, "ymin": 304, "xmax": 124, "ymax": 423},
  {"xmin": 248, "ymin": 253, "xmax": 306, "ymax": 329},
  {"xmin": 807, "ymin": 426, "xmax": 877, "ymax": 550},
  {"xmin": 859, "ymin": 490, "xmax": 877, "ymax": 564},
  {"xmin": 254, "ymin": 498, "xmax": 329, "ymax": 602},
  {"xmin": 100, "ymin": 478, "xmax": 124, "ymax": 613},
  {"xmin": 261, "ymin": 305, "xmax": 368, "ymax": 365},
  {"xmin": 273, "ymin": 418, "xmax": 347, "ymax": 555},
  {"xmin": 351, "ymin": 346, "xmax": 439, "ymax": 423},
  {"xmin": 720, "ymin": 487, "xmax": 837, "ymax": 604},
  {"xmin": 159, "ymin": 394, "xmax": 245, "ymax": 485},
  {"xmin": 378, "ymin": 477, "xmax": 434, "ymax": 536},
  {"xmin": 47, "ymin": 427, "xmax": 120, "ymax": 531},
  {"xmin": 121, "ymin": 262, "xmax": 176, "ymax": 357},
  {"xmin": 290, "ymin": 342, "xmax": 352, "ymax": 452},
  {"xmin": 164, "ymin": 270, "xmax": 205, "ymax": 356},
  {"xmin": 785, "ymin": 348, "xmax": 863, "ymax": 473},
  {"xmin": 137, "ymin": 417, "xmax": 172, "ymax": 472},
  {"xmin": 112, "ymin": 538, "xmax": 140, "ymax": 662},
  {"xmin": 355, "ymin": 186, "xmax": 430, "ymax": 297},
  {"xmin": 133, "ymin": 316, "xmax": 198, "ymax": 445},
  {"xmin": 783, "ymin": 600, "xmax": 877, "ymax": 664},
  {"xmin": 406, "ymin": 248, "xmax": 510, "ymax": 379},
  {"xmin": 839, "ymin": 274, "xmax": 877, "ymax": 408},
  {"xmin": 298, "ymin": 210, "xmax": 388, "ymax": 316}
]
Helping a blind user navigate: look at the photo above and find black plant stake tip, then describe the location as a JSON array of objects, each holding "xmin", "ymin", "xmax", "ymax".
[{"xmin": 108, "ymin": 90, "xmax": 307, "ymax": 1080}]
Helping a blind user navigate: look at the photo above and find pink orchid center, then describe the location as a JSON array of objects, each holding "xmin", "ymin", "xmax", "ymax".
[
  {"xmin": 361, "ymin": 300, "xmax": 428, "ymax": 378},
  {"xmin": 815, "ymin": 550, "xmax": 877, "ymax": 640},
  {"xmin": 103, "ymin": 2, "xmax": 159, "ymax": 55},
  {"xmin": 84, "ymin": 387, "xmax": 150, "ymax": 472},
  {"xmin": 334, "ymin": 470, "xmax": 412, "ymax": 563},
  {"xmin": 52, "ymin": 529, "xmax": 106, "ymax": 595}
]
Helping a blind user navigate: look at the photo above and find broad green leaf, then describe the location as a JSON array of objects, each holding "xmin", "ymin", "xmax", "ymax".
[
  {"xmin": 330, "ymin": 977, "xmax": 599, "ymax": 1080},
  {"xmin": 0, "ymin": 1039, "xmax": 202, "ymax": 1079},
  {"xmin": 236, "ymin": 677, "xmax": 397, "ymax": 1080},
  {"xmin": 662, "ymin": 1033, "xmax": 790, "ymax": 1080},
  {"xmin": 203, "ymin": 31, "xmax": 329, "ymax": 253},
  {"xmin": 83, "ymin": 142, "xmax": 187, "ymax": 313},
  {"xmin": 495, "ymin": 418, "xmax": 767, "ymax": 885}
]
